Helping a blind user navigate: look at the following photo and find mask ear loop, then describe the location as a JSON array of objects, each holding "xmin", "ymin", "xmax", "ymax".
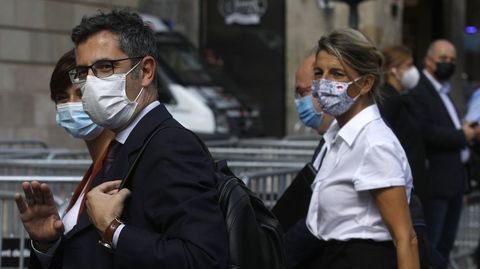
[
  {"xmin": 126, "ymin": 60, "xmax": 144, "ymax": 103},
  {"xmin": 133, "ymin": 87, "xmax": 145, "ymax": 103},
  {"xmin": 348, "ymin": 75, "xmax": 366, "ymax": 100}
]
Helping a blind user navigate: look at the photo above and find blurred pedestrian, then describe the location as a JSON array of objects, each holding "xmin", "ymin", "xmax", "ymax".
[
  {"xmin": 306, "ymin": 28, "xmax": 419, "ymax": 269},
  {"xmin": 294, "ymin": 53, "xmax": 334, "ymax": 135},
  {"xmin": 380, "ymin": 45, "xmax": 431, "ymax": 205},
  {"xmin": 283, "ymin": 53, "xmax": 334, "ymax": 269},
  {"xmin": 380, "ymin": 45, "xmax": 433, "ymax": 268},
  {"xmin": 410, "ymin": 39, "xmax": 480, "ymax": 269}
]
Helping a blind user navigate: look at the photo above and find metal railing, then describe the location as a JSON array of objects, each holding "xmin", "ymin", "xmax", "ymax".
[
  {"xmin": 450, "ymin": 192, "xmax": 480, "ymax": 269},
  {"xmin": 1, "ymin": 140, "xmax": 479, "ymax": 268},
  {"xmin": 0, "ymin": 141, "xmax": 47, "ymax": 149}
]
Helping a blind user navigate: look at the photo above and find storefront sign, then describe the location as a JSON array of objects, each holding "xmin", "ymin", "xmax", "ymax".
[{"xmin": 218, "ymin": 0, "xmax": 267, "ymax": 25}]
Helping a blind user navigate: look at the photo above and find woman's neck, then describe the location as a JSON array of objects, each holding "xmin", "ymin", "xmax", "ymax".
[{"xmin": 336, "ymin": 96, "xmax": 373, "ymax": 127}]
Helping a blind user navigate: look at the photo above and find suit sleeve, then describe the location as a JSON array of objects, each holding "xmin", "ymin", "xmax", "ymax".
[
  {"xmin": 113, "ymin": 127, "xmax": 228, "ymax": 269},
  {"xmin": 28, "ymin": 239, "xmax": 64, "ymax": 269},
  {"xmin": 410, "ymin": 87, "xmax": 468, "ymax": 150}
]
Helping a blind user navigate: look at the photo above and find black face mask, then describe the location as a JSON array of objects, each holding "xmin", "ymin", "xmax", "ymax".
[{"xmin": 434, "ymin": 62, "xmax": 456, "ymax": 81}]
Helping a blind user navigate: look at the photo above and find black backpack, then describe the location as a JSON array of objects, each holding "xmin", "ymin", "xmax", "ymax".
[{"xmin": 121, "ymin": 126, "xmax": 287, "ymax": 269}]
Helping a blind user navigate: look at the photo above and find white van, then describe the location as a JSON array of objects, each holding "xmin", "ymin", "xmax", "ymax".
[{"xmin": 142, "ymin": 14, "xmax": 263, "ymax": 139}]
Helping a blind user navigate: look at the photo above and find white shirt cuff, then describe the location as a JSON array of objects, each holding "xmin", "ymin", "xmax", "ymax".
[
  {"xmin": 31, "ymin": 238, "xmax": 61, "ymax": 269},
  {"xmin": 112, "ymin": 224, "xmax": 125, "ymax": 249}
]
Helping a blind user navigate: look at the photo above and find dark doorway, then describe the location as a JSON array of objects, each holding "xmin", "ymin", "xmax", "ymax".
[
  {"xmin": 201, "ymin": 0, "xmax": 286, "ymax": 137},
  {"xmin": 402, "ymin": 0, "xmax": 445, "ymax": 68}
]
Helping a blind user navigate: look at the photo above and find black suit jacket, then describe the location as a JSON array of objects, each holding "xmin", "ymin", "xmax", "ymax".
[
  {"xmin": 30, "ymin": 104, "xmax": 228, "ymax": 269},
  {"xmin": 378, "ymin": 84, "xmax": 431, "ymax": 203},
  {"xmin": 410, "ymin": 73, "xmax": 468, "ymax": 197}
]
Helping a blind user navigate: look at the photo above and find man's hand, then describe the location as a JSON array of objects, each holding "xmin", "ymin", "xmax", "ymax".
[
  {"xmin": 14, "ymin": 181, "xmax": 64, "ymax": 251},
  {"xmin": 462, "ymin": 122, "xmax": 476, "ymax": 143},
  {"xmin": 473, "ymin": 124, "xmax": 480, "ymax": 142},
  {"xmin": 86, "ymin": 180, "xmax": 131, "ymax": 234}
]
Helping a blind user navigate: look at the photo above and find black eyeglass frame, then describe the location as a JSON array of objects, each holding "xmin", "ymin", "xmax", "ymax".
[{"xmin": 68, "ymin": 56, "xmax": 144, "ymax": 84}]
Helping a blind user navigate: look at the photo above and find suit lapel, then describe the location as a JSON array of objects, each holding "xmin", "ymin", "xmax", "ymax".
[
  {"xmin": 64, "ymin": 104, "xmax": 173, "ymax": 239},
  {"xmin": 421, "ymin": 74, "xmax": 457, "ymax": 127}
]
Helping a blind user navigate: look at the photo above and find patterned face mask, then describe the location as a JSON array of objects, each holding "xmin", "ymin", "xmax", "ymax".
[{"xmin": 311, "ymin": 77, "xmax": 363, "ymax": 116}]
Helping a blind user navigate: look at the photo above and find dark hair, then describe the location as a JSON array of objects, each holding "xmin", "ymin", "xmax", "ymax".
[
  {"xmin": 50, "ymin": 49, "xmax": 76, "ymax": 102},
  {"xmin": 316, "ymin": 28, "xmax": 384, "ymax": 103},
  {"xmin": 71, "ymin": 9, "xmax": 158, "ymax": 88}
]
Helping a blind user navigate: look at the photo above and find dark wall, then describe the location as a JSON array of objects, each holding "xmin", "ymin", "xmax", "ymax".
[
  {"xmin": 403, "ymin": 0, "xmax": 442, "ymax": 68},
  {"xmin": 201, "ymin": 0, "xmax": 285, "ymax": 137},
  {"xmin": 465, "ymin": 0, "xmax": 480, "ymax": 83}
]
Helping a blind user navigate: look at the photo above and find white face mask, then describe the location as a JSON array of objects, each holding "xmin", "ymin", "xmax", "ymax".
[
  {"xmin": 81, "ymin": 61, "xmax": 144, "ymax": 130},
  {"xmin": 399, "ymin": 66, "xmax": 420, "ymax": 90}
]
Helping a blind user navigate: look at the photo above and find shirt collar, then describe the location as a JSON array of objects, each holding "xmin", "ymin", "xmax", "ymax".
[
  {"xmin": 115, "ymin": 101, "xmax": 160, "ymax": 144},
  {"xmin": 423, "ymin": 69, "xmax": 450, "ymax": 94},
  {"xmin": 323, "ymin": 104, "xmax": 381, "ymax": 148}
]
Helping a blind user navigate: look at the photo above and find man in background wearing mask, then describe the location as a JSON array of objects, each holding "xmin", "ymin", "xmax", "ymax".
[
  {"xmin": 18, "ymin": 10, "xmax": 228, "ymax": 269},
  {"xmin": 294, "ymin": 54, "xmax": 333, "ymax": 136},
  {"xmin": 283, "ymin": 54, "xmax": 333, "ymax": 269},
  {"xmin": 411, "ymin": 39, "xmax": 480, "ymax": 269}
]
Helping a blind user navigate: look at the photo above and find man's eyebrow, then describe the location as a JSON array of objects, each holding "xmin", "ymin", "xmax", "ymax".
[{"xmin": 76, "ymin": 57, "xmax": 114, "ymax": 66}]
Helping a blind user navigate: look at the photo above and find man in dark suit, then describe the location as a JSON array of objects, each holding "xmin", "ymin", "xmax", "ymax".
[
  {"xmin": 15, "ymin": 10, "xmax": 228, "ymax": 269},
  {"xmin": 283, "ymin": 53, "xmax": 333, "ymax": 269},
  {"xmin": 411, "ymin": 39, "xmax": 480, "ymax": 269}
]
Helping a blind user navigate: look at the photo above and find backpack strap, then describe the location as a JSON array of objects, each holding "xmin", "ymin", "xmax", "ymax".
[
  {"xmin": 119, "ymin": 125, "xmax": 167, "ymax": 189},
  {"xmin": 118, "ymin": 126, "xmax": 216, "ymax": 189}
]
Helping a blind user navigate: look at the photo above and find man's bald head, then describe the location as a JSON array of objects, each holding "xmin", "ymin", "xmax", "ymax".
[
  {"xmin": 427, "ymin": 39, "xmax": 456, "ymax": 58},
  {"xmin": 425, "ymin": 39, "xmax": 457, "ymax": 80},
  {"xmin": 293, "ymin": 53, "xmax": 334, "ymax": 135},
  {"xmin": 295, "ymin": 54, "xmax": 316, "ymax": 98}
]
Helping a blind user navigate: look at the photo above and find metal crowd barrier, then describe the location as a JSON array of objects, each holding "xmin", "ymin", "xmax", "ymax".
[
  {"xmin": 0, "ymin": 139, "xmax": 479, "ymax": 269},
  {"xmin": 206, "ymin": 137, "xmax": 320, "ymax": 150},
  {"xmin": 209, "ymin": 147, "xmax": 314, "ymax": 162},
  {"xmin": 240, "ymin": 167, "xmax": 302, "ymax": 208},
  {"xmin": 0, "ymin": 159, "xmax": 91, "ymax": 177},
  {"xmin": 0, "ymin": 149, "xmax": 90, "ymax": 160},
  {"xmin": 0, "ymin": 141, "xmax": 47, "ymax": 149},
  {"xmin": 450, "ymin": 192, "xmax": 480, "ymax": 269},
  {"xmin": 2, "ymin": 175, "xmax": 480, "ymax": 269}
]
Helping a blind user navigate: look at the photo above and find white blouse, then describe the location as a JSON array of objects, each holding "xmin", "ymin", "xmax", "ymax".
[{"xmin": 307, "ymin": 104, "xmax": 412, "ymax": 241}]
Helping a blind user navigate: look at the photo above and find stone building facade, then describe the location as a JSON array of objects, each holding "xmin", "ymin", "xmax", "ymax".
[{"xmin": 5, "ymin": 0, "xmax": 464, "ymax": 146}]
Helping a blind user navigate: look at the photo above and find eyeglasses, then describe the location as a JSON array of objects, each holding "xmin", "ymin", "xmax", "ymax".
[{"xmin": 68, "ymin": 56, "xmax": 144, "ymax": 84}]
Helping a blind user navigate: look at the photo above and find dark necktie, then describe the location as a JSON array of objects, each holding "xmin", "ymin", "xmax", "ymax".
[{"xmin": 104, "ymin": 140, "xmax": 121, "ymax": 174}]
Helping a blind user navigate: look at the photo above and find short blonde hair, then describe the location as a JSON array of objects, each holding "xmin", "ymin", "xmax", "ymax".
[{"xmin": 316, "ymin": 28, "xmax": 384, "ymax": 103}]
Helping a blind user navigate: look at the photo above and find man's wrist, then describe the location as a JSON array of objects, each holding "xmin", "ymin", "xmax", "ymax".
[{"xmin": 99, "ymin": 217, "xmax": 123, "ymax": 250}]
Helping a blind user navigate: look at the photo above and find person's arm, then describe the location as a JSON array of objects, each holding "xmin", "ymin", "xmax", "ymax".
[
  {"xmin": 465, "ymin": 89, "xmax": 480, "ymax": 123},
  {"xmin": 371, "ymin": 186, "xmax": 419, "ymax": 269}
]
